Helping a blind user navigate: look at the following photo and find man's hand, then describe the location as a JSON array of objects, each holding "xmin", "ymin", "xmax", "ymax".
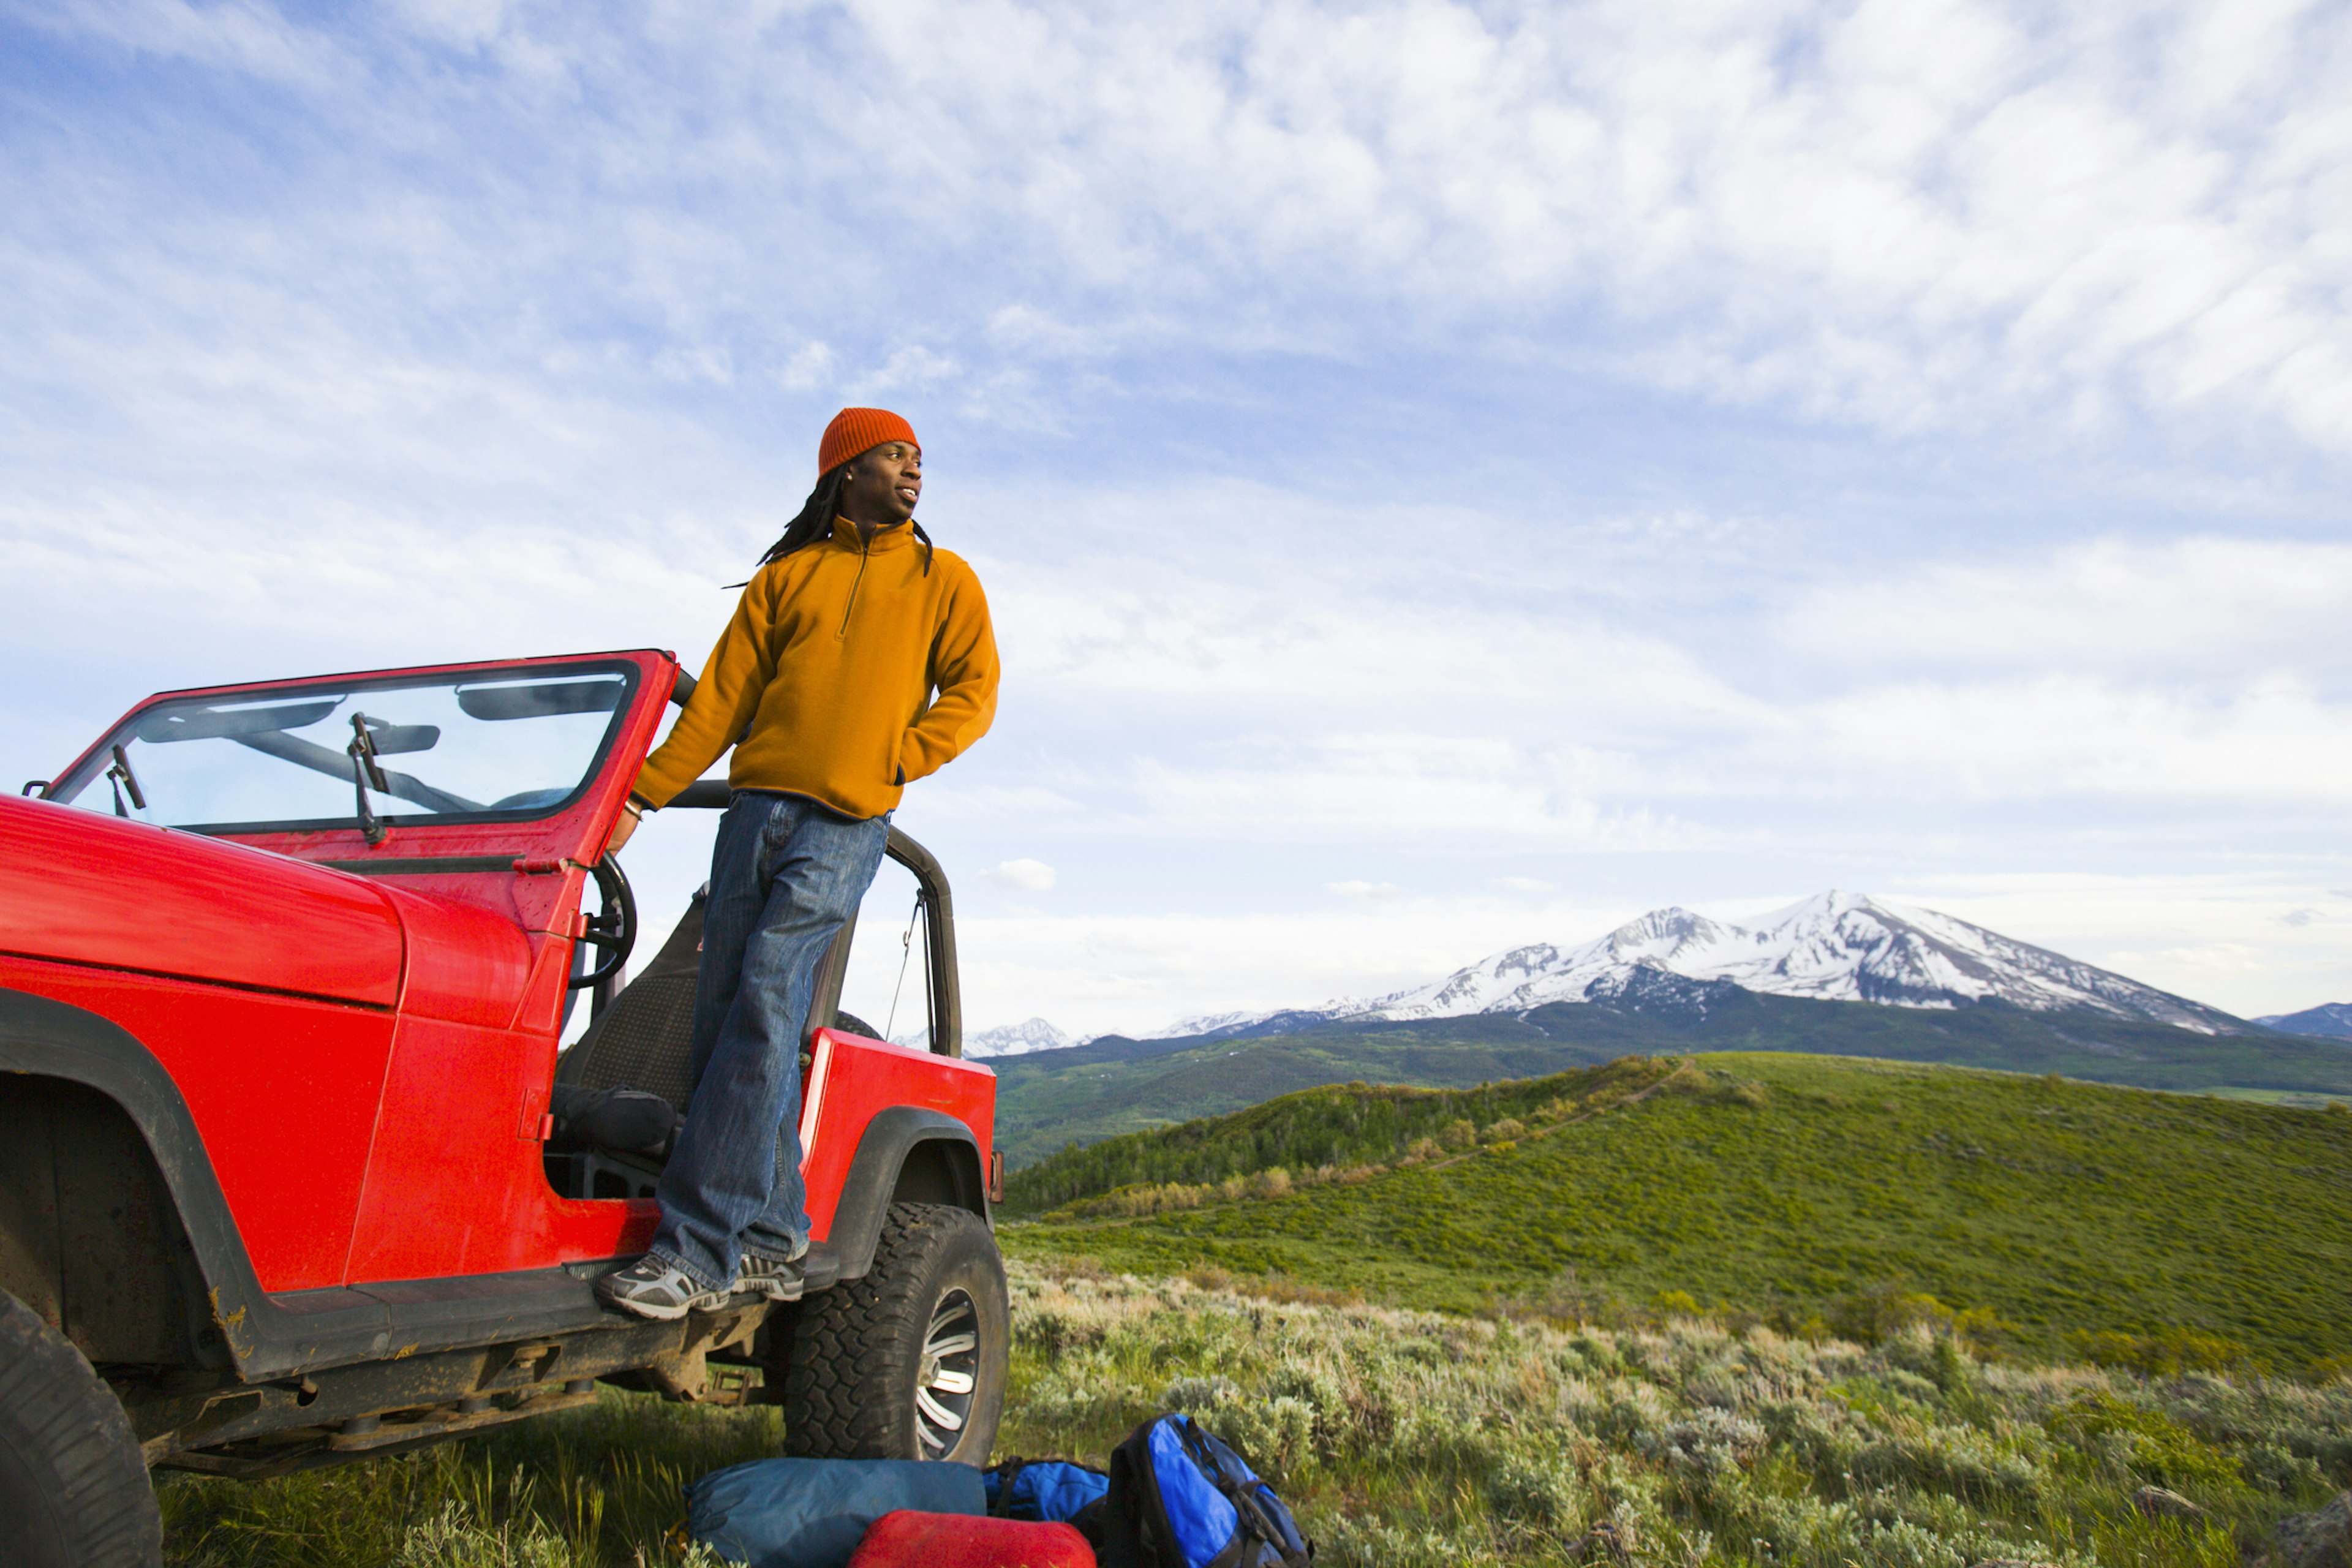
[{"xmin": 606, "ymin": 801, "xmax": 644, "ymax": 854}]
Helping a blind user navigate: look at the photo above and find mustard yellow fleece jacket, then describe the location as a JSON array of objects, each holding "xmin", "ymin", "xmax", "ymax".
[{"xmin": 632, "ymin": 518, "xmax": 998, "ymax": 820}]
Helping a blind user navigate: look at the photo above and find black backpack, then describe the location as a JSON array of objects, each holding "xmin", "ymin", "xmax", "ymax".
[{"xmin": 1098, "ymin": 1414, "xmax": 1313, "ymax": 1568}]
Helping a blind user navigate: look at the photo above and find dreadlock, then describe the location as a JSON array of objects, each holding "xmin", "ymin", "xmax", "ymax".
[
  {"xmin": 754, "ymin": 464, "xmax": 850, "ymax": 570},
  {"xmin": 750, "ymin": 461, "xmax": 935, "ymax": 578}
]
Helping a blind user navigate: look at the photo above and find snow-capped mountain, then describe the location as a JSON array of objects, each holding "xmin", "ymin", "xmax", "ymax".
[
  {"xmin": 1140, "ymin": 891, "xmax": 2251, "ymax": 1039},
  {"xmin": 1363, "ymin": 892, "xmax": 2247, "ymax": 1031},
  {"xmin": 1143, "ymin": 1009, "xmax": 1270, "ymax": 1042},
  {"xmin": 960, "ymin": 1017, "xmax": 1078, "ymax": 1059},
  {"xmin": 1138, "ymin": 1008, "xmax": 1373, "ymax": 1046},
  {"xmin": 2256, "ymin": 1002, "xmax": 2352, "ymax": 1041}
]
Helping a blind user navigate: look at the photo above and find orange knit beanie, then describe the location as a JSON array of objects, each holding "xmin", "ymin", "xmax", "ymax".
[{"xmin": 818, "ymin": 407, "xmax": 919, "ymax": 476}]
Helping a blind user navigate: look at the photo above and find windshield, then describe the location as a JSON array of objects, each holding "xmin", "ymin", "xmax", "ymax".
[{"xmin": 47, "ymin": 663, "xmax": 638, "ymax": 833}]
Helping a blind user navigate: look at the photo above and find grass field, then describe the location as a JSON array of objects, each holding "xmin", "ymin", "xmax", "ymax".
[
  {"xmin": 157, "ymin": 1052, "xmax": 2352, "ymax": 1564},
  {"xmin": 989, "ymin": 997, "xmax": 2352, "ymax": 1167},
  {"xmin": 159, "ymin": 1386, "xmax": 766, "ymax": 1566},
  {"xmin": 1005, "ymin": 1054, "xmax": 2352, "ymax": 1370},
  {"xmin": 160, "ymin": 1261, "xmax": 2352, "ymax": 1567}
]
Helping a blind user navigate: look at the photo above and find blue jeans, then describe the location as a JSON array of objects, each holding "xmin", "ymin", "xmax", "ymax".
[{"xmin": 647, "ymin": 791, "xmax": 891, "ymax": 1291}]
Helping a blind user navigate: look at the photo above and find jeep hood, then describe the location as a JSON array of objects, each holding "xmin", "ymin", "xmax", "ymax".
[{"xmin": 0, "ymin": 796, "xmax": 404, "ymax": 1007}]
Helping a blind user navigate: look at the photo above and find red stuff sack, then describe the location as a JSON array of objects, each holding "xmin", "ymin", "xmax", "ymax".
[{"xmin": 849, "ymin": 1508, "xmax": 1095, "ymax": 1567}]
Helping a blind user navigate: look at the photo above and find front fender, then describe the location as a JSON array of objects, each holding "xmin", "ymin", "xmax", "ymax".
[
  {"xmin": 2, "ymin": 987, "xmax": 643, "ymax": 1382},
  {"xmin": 0, "ymin": 989, "xmax": 273, "ymax": 1360}
]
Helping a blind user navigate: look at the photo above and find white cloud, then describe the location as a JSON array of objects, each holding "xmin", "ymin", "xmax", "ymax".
[
  {"xmin": 1784, "ymin": 536, "xmax": 2352, "ymax": 676},
  {"xmin": 23, "ymin": 0, "xmax": 347, "ymax": 88},
  {"xmin": 853, "ymin": 345, "xmax": 961, "ymax": 398},
  {"xmin": 966, "ymin": 521, "xmax": 2352, "ymax": 834},
  {"xmin": 379, "ymin": 0, "xmax": 513, "ymax": 50},
  {"xmin": 821, "ymin": 0, "xmax": 2352, "ymax": 445},
  {"xmin": 777, "ymin": 341, "xmax": 835, "ymax": 391},
  {"xmin": 988, "ymin": 858, "xmax": 1058, "ymax": 892},
  {"xmin": 16, "ymin": 0, "xmax": 2349, "ymax": 453},
  {"xmin": 1787, "ymin": 673, "xmax": 2352, "ymax": 804}
]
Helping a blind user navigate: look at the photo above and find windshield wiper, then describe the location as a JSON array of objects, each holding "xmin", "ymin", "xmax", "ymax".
[
  {"xmin": 348, "ymin": 715, "xmax": 391, "ymax": 845},
  {"xmin": 105, "ymin": 745, "xmax": 146, "ymax": 819},
  {"xmin": 228, "ymin": 730, "xmax": 480, "ymax": 815}
]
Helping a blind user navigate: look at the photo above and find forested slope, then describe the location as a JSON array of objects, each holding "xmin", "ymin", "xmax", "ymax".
[{"xmin": 1005, "ymin": 1052, "xmax": 2352, "ymax": 1370}]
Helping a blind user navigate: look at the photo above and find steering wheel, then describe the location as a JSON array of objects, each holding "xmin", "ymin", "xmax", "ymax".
[{"xmin": 568, "ymin": 854, "xmax": 639, "ymax": 991}]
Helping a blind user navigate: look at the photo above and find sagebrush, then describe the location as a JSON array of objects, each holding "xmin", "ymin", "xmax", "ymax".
[
  {"xmin": 1002, "ymin": 1264, "xmax": 2352, "ymax": 1568},
  {"xmin": 160, "ymin": 1259, "xmax": 2352, "ymax": 1566}
]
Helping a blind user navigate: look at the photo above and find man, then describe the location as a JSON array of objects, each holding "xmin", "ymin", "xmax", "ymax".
[{"xmin": 594, "ymin": 407, "xmax": 998, "ymax": 1320}]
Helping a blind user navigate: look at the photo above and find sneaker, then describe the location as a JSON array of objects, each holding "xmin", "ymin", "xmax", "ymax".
[
  {"xmin": 733, "ymin": 1251, "xmax": 806, "ymax": 1302},
  {"xmin": 595, "ymin": 1257, "xmax": 730, "ymax": 1321}
]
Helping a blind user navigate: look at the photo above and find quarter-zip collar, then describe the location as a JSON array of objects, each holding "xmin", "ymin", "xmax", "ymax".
[
  {"xmin": 829, "ymin": 516, "xmax": 916, "ymax": 552},
  {"xmin": 827, "ymin": 515, "xmax": 916, "ymax": 640}
]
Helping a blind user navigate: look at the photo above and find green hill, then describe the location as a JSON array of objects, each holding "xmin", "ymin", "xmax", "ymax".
[
  {"xmin": 990, "ymin": 990, "xmax": 2352, "ymax": 1167},
  {"xmin": 1002, "ymin": 1052, "xmax": 2352, "ymax": 1371}
]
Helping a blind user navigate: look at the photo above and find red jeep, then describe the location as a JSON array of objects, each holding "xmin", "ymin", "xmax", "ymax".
[{"xmin": 0, "ymin": 649, "xmax": 1009, "ymax": 1567}]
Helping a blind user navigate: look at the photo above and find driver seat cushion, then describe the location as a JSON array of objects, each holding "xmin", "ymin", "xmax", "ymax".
[{"xmin": 547, "ymin": 1084, "xmax": 680, "ymax": 1156}]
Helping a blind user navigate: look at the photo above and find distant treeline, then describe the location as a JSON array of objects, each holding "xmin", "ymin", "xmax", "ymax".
[{"xmin": 1002, "ymin": 1056, "xmax": 1670, "ymax": 1216}]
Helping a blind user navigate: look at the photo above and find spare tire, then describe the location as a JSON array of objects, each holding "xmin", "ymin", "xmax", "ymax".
[
  {"xmin": 781, "ymin": 1202, "xmax": 1008, "ymax": 1464},
  {"xmin": 0, "ymin": 1289, "xmax": 162, "ymax": 1568}
]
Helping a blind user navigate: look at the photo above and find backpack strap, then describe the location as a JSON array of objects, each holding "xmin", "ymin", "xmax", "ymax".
[{"xmin": 986, "ymin": 1457, "xmax": 1026, "ymax": 1518}]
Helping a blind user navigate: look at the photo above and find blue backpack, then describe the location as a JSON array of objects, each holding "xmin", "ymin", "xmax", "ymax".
[{"xmin": 1099, "ymin": 1414, "xmax": 1314, "ymax": 1568}]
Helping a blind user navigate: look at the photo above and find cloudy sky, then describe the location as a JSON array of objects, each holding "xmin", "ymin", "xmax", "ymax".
[{"xmin": 4, "ymin": 0, "xmax": 2348, "ymax": 1037}]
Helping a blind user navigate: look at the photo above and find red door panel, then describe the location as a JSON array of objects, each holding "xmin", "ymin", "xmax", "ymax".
[
  {"xmin": 0, "ymin": 954, "xmax": 395, "ymax": 1292},
  {"xmin": 344, "ymin": 1016, "xmax": 552, "ymax": 1282},
  {"xmin": 347, "ymin": 1011, "xmax": 666, "ymax": 1278}
]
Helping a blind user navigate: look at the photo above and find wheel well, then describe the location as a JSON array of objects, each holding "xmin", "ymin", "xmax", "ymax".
[
  {"xmin": 818, "ymin": 1109, "xmax": 992, "ymax": 1284},
  {"xmin": 0, "ymin": 1074, "xmax": 221, "ymax": 1371},
  {"xmin": 888, "ymin": 1137, "xmax": 986, "ymax": 1218}
]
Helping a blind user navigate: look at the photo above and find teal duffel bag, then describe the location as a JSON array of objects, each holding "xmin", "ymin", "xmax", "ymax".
[{"xmin": 685, "ymin": 1457, "xmax": 987, "ymax": 1568}]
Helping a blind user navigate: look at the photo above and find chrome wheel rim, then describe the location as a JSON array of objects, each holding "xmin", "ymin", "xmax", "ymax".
[{"xmin": 914, "ymin": 1287, "xmax": 980, "ymax": 1455}]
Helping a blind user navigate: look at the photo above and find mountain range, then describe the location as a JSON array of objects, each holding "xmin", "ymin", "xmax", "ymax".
[
  {"xmin": 971, "ymin": 890, "xmax": 2310, "ymax": 1057},
  {"xmin": 2257, "ymin": 1001, "xmax": 2352, "ymax": 1041}
]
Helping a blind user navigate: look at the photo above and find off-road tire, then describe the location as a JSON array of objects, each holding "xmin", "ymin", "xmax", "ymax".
[
  {"xmin": 782, "ymin": 1202, "xmax": 1008, "ymax": 1463},
  {"xmin": 0, "ymin": 1290, "xmax": 163, "ymax": 1568}
]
